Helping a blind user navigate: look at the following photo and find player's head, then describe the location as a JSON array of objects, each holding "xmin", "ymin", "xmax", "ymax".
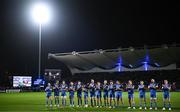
[
  {"xmin": 104, "ymin": 80, "xmax": 107, "ymax": 84},
  {"xmin": 56, "ymin": 80, "xmax": 59, "ymax": 84},
  {"xmin": 140, "ymin": 81, "xmax": 144, "ymax": 85},
  {"xmin": 151, "ymin": 79, "xmax": 155, "ymax": 83},
  {"xmin": 70, "ymin": 82, "xmax": 73, "ymax": 85},
  {"xmin": 164, "ymin": 80, "xmax": 168, "ymax": 84},
  {"xmin": 62, "ymin": 81, "xmax": 65, "ymax": 84},
  {"xmin": 78, "ymin": 81, "xmax": 81, "ymax": 85},
  {"xmin": 116, "ymin": 80, "xmax": 120, "ymax": 84},
  {"xmin": 48, "ymin": 83, "xmax": 51, "ymax": 86},
  {"xmin": 91, "ymin": 79, "xmax": 94, "ymax": 83},
  {"xmin": 97, "ymin": 82, "xmax": 100, "ymax": 85},
  {"xmin": 110, "ymin": 80, "xmax": 113, "ymax": 84},
  {"xmin": 128, "ymin": 80, "xmax": 132, "ymax": 85}
]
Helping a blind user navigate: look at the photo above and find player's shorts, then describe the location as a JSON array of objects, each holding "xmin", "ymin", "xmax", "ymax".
[
  {"xmin": 54, "ymin": 92, "xmax": 60, "ymax": 96},
  {"xmin": 84, "ymin": 92, "xmax": 88, "ymax": 99},
  {"xmin": 128, "ymin": 94, "xmax": 134, "ymax": 99},
  {"xmin": 77, "ymin": 92, "xmax": 82, "ymax": 98},
  {"xmin": 139, "ymin": 92, "xmax": 146, "ymax": 98},
  {"xmin": 150, "ymin": 92, "xmax": 156, "ymax": 99},
  {"xmin": 69, "ymin": 92, "xmax": 74, "ymax": 97},
  {"xmin": 103, "ymin": 91, "xmax": 109, "ymax": 98},
  {"xmin": 163, "ymin": 92, "xmax": 170, "ymax": 99},
  {"xmin": 46, "ymin": 94, "xmax": 52, "ymax": 98},
  {"xmin": 115, "ymin": 91, "xmax": 122, "ymax": 99},
  {"xmin": 90, "ymin": 91, "xmax": 95, "ymax": 98},
  {"xmin": 61, "ymin": 91, "xmax": 66, "ymax": 97},
  {"xmin": 109, "ymin": 92, "xmax": 115, "ymax": 99},
  {"xmin": 96, "ymin": 91, "xmax": 102, "ymax": 98},
  {"xmin": 69, "ymin": 94, "xmax": 74, "ymax": 99}
]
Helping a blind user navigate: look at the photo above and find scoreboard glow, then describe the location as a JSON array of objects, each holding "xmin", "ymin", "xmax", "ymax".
[{"xmin": 13, "ymin": 76, "xmax": 32, "ymax": 87}]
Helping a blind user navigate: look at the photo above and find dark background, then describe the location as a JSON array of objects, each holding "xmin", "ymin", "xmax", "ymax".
[{"xmin": 0, "ymin": 0, "xmax": 178, "ymax": 76}]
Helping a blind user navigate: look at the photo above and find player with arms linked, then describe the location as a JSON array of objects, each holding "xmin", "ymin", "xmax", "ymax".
[
  {"xmin": 53, "ymin": 81, "xmax": 60, "ymax": 107},
  {"xmin": 68, "ymin": 81, "xmax": 75, "ymax": 107},
  {"xmin": 148, "ymin": 79, "xmax": 158, "ymax": 110},
  {"xmin": 138, "ymin": 81, "xmax": 147, "ymax": 110},
  {"xmin": 60, "ymin": 81, "xmax": 68, "ymax": 107},
  {"xmin": 162, "ymin": 80, "xmax": 171, "ymax": 111},
  {"xmin": 45, "ymin": 83, "xmax": 53, "ymax": 107},
  {"xmin": 127, "ymin": 80, "xmax": 135, "ymax": 109}
]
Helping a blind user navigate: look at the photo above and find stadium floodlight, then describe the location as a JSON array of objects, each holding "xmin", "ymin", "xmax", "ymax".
[
  {"xmin": 31, "ymin": 3, "xmax": 51, "ymax": 24},
  {"xmin": 31, "ymin": 2, "xmax": 52, "ymax": 78}
]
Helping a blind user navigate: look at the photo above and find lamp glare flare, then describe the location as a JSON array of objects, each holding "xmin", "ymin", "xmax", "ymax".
[{"xmin": 32, "ymin": 3, "xmax": 51, "ymax": 24}]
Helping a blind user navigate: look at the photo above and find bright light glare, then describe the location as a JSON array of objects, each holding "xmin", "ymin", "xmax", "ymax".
[{"xmin": 31, "ymin": 3, "xmax": 51, "ymax": 24}]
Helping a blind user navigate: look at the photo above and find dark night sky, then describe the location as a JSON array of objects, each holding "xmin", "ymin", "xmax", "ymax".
[{"xmin": 0, "ymin": 0, "xmax": 178, "ymax": 75}]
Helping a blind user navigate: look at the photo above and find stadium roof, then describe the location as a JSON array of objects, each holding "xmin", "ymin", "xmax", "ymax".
[{"xmin": 49, "ymin": 45, "xmax": 180, "ymax": 74}]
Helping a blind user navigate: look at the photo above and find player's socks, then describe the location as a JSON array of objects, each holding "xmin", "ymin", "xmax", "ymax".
[
  {"xmin": 113, "ymin": 100, "xmax": 116, "ymax": 107},
  {"xmin": 81, "ymin": 99, "xmax": 82, "ymax": 106},
  {"xmin": 117, "ymin": 100, "xmax": 119, "ymax": 107},
  {"xmin": 150, "ymin": 101, "xmax": 152, "ymax": 108},
  {"xmin": 100, "ymin": 100, "xmax": 102, "ymax": 107},
  {"xmin": 72, "ymin": 100, "xmax": 74, "ymax": 106},
  {"xmin": 57, "ymin": 99, "xmax": 59, "ymax": 105},
  {"xmin": 91, "ymin": 99, "xmax": 93, "ymax": 106},
  {"xmin": 132, "ymin": 102, "xmax": 135, "ymax": 107},
  {"xmin": 155, "ymin": 102, "xmax": 157, "ymax": 108},
  {"xmin": 46, "ymin": 99, "xmax": 48, "ymax": 106},
  {"xmin": 168, "ymin": 102, "xmax": 171, "ymax": 108},
  {"xmin": 65, "ymin": 99, "xmax": 66, "ymax": 106},
  {"xmin": 110, "ymin": 100, "xmax": 112, "ymax": 107},
  {"xmin": 139, "ymin": 100, "xmax": 142, "ymax": 107},
  {"xmin": 54, "ymin": 99, "xmax": 56, "ymax": 105},
  {"xmin": 62, "ymin": 98, "xmax": 65, "ymax": 106},
  {"xmin": 163, "ymin": 101, "xmax": 166, "ymax": 108},
  {"xmin": 78, "ymin": 99, "xmax": 79, "ymax": 106},
  {"xmin": 50, "ymin": 100, "xmax": 52, "ymax": 106},
  {"xmin": 70, "ymin": 99, "xmax": 72, "ymax": 105},
  {"xmin": 94, "ymin": 99, "xmax": 96, "ymax": 106},
  {"xmin": 84, "ymin": 99, "xmax": 87, "ymax": 105}
]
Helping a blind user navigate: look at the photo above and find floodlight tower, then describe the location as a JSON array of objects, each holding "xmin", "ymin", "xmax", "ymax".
[{"xmin": 31, "ymin": 3, "xmax": 51, "ymax": 78}]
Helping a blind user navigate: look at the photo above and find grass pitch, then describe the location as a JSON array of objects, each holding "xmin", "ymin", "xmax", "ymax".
[{"xmin": 0, "ymin": 92, "xmax": 180, "ymax": 112}]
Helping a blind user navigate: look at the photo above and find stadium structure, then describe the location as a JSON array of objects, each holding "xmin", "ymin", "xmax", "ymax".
[{"xmin": 48, "ymin": 45, "xmax": 179, "ymax": 74}]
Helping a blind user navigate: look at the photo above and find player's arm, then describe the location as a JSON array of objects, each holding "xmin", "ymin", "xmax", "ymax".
[
  {"xmin": 45, "ymin": 87, "xmax": 48, "ymax": 91},
  {"xmin": 156, "ymin": 84, "xmax": 158, "ymax": 88},
  {"xmin": 162, "ymin": 84, "xmax": 164, "ymax": 89},
  {"xmin": 66, "ymin": 85, "xmax": 68, "ymax": 91},
  {"xmin": 49, "ymin": 86, "xmax": 52, "ymax": 91},
  {"xmin": 168, "ymin": 85, "xmax": 171, "ymax": 90}
]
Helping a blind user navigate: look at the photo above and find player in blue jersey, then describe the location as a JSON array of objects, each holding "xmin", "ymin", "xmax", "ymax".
[
  {"xmin": 68, "ymin": 82, "xmax": 75, "ymax": 107},
  {"xmin": 162, "ymin": 80, "xmax": 171, "ymax": 111},
  {"xmin": 60, "ymin": 81, "xmax": 68, "ymax": 107},
  {"xmin": 148, "ymin": 79, "xmax": 158, "ymax": 110},
  {"xmin": 76, "ymin": 81, "xmax": 83, "ymax": 107},
  {"xmin": 89, "ymin": 79, "xmax": 96, "ymax": 107},
  {"xmin": 109, "ymin": 80, "xmax": 116, "ymax": 108},
  {"xmin": 115, "ymin": 81, "xmax": 124, "ymax": 107},
  {"xmin": 53, "ymin": 81, "xmax": 60, "ymax": 107},
  {"xmin": 45, "ymin": 83, "xmax": 53, "ymax": 107},
  {"xmin": 95, "ymin": 82, "xmax": 102, "ymax": 107},
  {"xmin": 127, "ymin": 80, "xmax": 136, "ymax": 109},
  {"xmin": 138, "ymin": 81, "xmax": 147, "ymax": 110},
  {"xmin": 103, "ymin": 80, "xmax": 109, "ymax": 107},
  {"xmin": 82, "ymin": 83, "xmax": 89, "ymax": 107}
]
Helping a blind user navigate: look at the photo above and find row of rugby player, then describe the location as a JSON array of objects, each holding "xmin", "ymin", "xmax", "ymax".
[{"xmin": 45, "ymin": 79, "xmax": 171, "ymax": 111}]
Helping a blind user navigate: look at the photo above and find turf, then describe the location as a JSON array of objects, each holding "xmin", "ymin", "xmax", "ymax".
[{"xmin": 0, "ymin": 92, "xmax": 180, "ymax": 112}]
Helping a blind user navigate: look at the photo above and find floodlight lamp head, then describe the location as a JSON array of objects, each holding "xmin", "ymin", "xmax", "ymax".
[{"xmin": 31, "ymin": 3, "xmax": 51, "ymax": 24}]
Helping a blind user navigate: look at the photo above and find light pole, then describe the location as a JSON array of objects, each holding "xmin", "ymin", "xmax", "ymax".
[
  {"xmin": 31, "ymin": 3, "xmax": 51, "ymax": 78},
  {"xmin": 38, "ymin": 23, "xmax": 42, "ymax": 78}
]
